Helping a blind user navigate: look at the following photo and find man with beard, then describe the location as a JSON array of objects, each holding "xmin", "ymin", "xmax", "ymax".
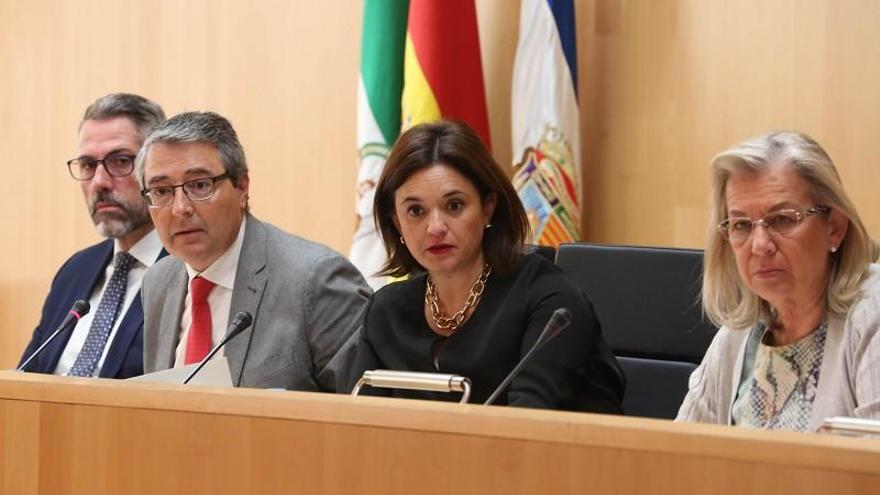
[{"xmin": 19, "ymin": 93, "xmax": 166, "ymax": 378}]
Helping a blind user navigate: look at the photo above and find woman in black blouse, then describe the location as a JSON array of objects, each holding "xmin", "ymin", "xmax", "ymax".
[{"xmin": 346, "ymin": 120, "xmax": 624, "ymax": 413}]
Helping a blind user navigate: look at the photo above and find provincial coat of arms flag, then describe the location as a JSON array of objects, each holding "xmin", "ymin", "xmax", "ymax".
[{"xmin": 511, "ymin": 0, "xmax": 582, "ymax": 246}]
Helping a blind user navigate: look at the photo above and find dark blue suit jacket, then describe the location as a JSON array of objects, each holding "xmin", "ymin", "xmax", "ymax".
[{"xmin": 19, "ymin": 239, "xmax": 165, "ymax": 378}]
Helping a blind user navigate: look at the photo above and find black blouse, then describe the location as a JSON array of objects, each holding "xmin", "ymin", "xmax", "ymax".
[{"xmin": 346, "ymin": 254, "xmax": 625, "ymax": 413}]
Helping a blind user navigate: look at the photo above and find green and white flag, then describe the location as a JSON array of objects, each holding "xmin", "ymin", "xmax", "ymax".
[{"xmin": 350, "ymin": 0, "xmax": 409, "ymax": 289}]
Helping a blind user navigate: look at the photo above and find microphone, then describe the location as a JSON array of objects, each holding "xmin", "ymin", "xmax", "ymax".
[
  {"xmin": 18, "ymin": 300, "xmax": 90, "ymax": 372},
  {"xmin": 483, "ymin": 307, "xmax": 573, "ymax": 405},
  {"xmin": 183, "ymin": 311, "xmax": 253, "ymax": 385}
]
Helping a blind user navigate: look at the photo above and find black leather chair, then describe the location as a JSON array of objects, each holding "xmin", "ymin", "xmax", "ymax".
[
  {"xmin": 523, "ymin": 244, "xmax": 556, "ymax": 262},
  {"xmin": 555, "ymin": 243, "xmax": 719, "ymax": 419}
]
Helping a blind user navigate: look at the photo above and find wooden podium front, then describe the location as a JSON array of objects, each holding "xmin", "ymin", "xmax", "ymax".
[{"xmin": 0, "ymin": 371, "xmax": 878, "ymax": 494}]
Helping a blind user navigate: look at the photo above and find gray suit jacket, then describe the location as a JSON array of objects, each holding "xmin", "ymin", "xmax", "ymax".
[{"xmin": 142, "ymin": 215, "xmax": 371, "ymax": 391}]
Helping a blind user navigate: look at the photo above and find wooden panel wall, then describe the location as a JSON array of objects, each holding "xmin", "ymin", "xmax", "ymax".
[
  {"xmin": 579, "ymin": 0, "xmax": 880, "ymax": 247},
  {"xmin": 2, "ymin": 0, "xmax": 879, "ymax": 367}
]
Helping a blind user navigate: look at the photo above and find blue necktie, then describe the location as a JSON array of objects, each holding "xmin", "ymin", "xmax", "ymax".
[{"xmin": 68, "ymin": 251, "xmax": 137, "ymax": 377}]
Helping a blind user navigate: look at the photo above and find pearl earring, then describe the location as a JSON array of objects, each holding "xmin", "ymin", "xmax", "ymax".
[
  {"xmin": 484, "ymin": 223, "xmax": 492, "ymax": 229},
  {"xmin": 400, "ymin": 236, "xmax": 406, "ymax": 245},
  {"xmin": 830, "ymin": 245, "xmax": 838, "ymax": 253}
]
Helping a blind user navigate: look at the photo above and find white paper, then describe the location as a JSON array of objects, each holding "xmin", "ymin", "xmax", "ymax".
[{"xmin": 128, "ymin": 357, "xmax": 233, "ymax": 387}]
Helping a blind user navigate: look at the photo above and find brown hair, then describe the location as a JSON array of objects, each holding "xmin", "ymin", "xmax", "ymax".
[{"xmin": 374, "ymin": 120, "xmax": 530, "ymax": 277}]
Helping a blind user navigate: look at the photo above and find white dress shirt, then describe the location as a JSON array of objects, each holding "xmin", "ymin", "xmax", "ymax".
[
  {"xmin": 54, "ymin": 229, "xmax": 163, "ymax": 376},
  {"xmin": 174, "ymin": 218, "xmax": 247, "ymax": 367}
]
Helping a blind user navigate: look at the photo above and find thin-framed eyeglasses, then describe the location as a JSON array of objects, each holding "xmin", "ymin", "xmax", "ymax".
[
  {"xmin": 67, "ymin": 153, "xmax": 137, "ymax": 181},
  {"xmin": 141, "ymin": 173, "xmax": 231, "ymax": 208},
  {"xmin": 718, "ymin": 205, "xmax": 831, "ymax": 245}
]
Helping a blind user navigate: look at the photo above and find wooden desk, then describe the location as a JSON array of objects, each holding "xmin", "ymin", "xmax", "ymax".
[{"xmin": 0, "ymin": 371, "xmax": 878, "ymax": 494}]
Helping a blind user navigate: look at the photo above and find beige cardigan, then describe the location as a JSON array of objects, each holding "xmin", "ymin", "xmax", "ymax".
[{"xmin": 676, "ymin": 265, "xmax": 880, "ymax": 431}]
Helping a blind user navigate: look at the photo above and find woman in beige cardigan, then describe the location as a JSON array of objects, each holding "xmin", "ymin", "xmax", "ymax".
[{"xmin": 677, "ymin": 131, "xmax": 880, "ymax": 431}]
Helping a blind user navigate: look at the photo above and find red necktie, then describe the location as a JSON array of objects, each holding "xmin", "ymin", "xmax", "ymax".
[{"xmin": 185, "ymin": 276, "xmax": 216, "ymax": 365}]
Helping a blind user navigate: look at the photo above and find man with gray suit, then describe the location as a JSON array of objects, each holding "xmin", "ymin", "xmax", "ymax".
[{"xmin": 136, "ymin": 111, "xmax": 370, "ymax": 390}]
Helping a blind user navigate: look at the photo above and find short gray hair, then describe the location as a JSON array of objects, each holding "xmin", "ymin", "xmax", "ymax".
[
  {"xmin": 703, "ymin": 131, "xmax": 879, "ymax": 329},
  {"xmin": 80, "ymin": 93, "xmax": 165, "ymax": 140},
  {"xmin": 135, "ymin": 111, "xmax": 248, "ymax": 189}
]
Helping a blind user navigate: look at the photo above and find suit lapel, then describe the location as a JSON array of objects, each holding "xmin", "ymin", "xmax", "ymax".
[
  {"xmin": 225, "ymin": 216, "xmax": 268, "ymax": 386},
  {"xmin": 99, "ymin": 248, "xmax": 169, "ymax": 378},
  {"xmin": 98, "ymin": 293, "xmax": 142, "ymax": 378},
  {"xmin": 43, "ymin": 241, "xmax": 114, "ymax": 373},
  {"xmin": 157, "ymin": 261, "xmax": 189, "ymax": 370}
]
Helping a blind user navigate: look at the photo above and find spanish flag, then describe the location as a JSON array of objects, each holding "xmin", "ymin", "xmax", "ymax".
[{"xmin": 401, "ymin": 0, "xmax": 491, "ymax": 148}]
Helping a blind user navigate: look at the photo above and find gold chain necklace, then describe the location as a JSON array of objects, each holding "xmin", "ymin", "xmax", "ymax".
[{"xmin": 425, "ymin": 264, "xmax": 492, "ymax": 336}]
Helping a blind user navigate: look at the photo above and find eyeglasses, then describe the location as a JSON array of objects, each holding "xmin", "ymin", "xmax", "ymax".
[
  {"xmin": 141, "ymin": 173, "xmax": 230, "ymax": 208},
  {"xmin": 718, "ymin": 206, "xmax": 831, "ymax": 245},
  {"xmin": 67, "ymin": 153, "xmax": 137, "ymax": 180}
]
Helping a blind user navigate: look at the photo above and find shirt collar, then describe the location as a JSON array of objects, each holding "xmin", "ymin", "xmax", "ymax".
[
  {"xmin": 113, "ymin": 228, "xmax": 163, "ymax": 268},
  {"xmin": 184, "ymin": 216, "xmax": 247, "ymax": 290}
]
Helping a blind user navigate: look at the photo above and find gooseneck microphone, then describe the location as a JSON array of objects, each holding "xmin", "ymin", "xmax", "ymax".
[
  {"xmin": 183, "ymin": 311, "xmax": 253, "ymax": 385},
  {"xmin": 483, "ymin": 307, "xmax": 573, "ymax": 405},
  {"xmin": 18, "ymin": 300, "xmax": 91, "ymax": 372}
]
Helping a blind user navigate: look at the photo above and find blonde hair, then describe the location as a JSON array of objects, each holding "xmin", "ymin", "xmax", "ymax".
[{"xmin": 703, "ymin": 131, "xmax": 879, "ymax": 329}]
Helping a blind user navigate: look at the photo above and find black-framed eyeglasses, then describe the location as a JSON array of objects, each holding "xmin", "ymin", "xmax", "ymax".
[
  {"xmin": 67, "ymin": 153, "xmax": 137, "ymax": 181},
  {"xmin": 141, "ymin": 173, "xmax": 231, "ymax": 208},
  {"xmin": 718, "ymin": 205, "xmax": 831, "ymax": 245}
]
